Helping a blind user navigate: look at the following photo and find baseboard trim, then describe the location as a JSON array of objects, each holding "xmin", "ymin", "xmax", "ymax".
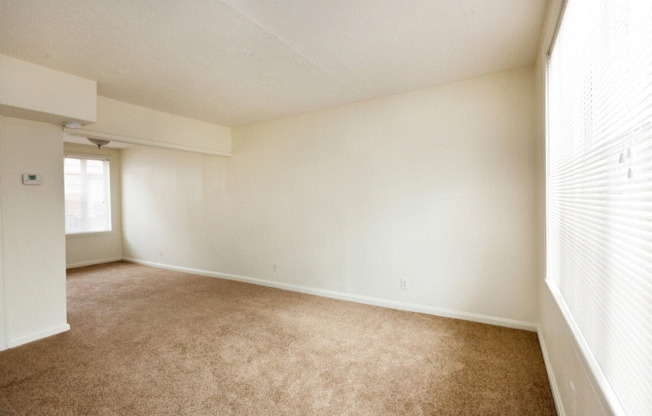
[
  {"xmin": 66, "ymin": 257, "xmax": 123, "ymax": 269},
  {"xmin": 123, "ymin": 257, "xmax": 537, "ymax": 332},
  {"xmin": 537, "ymin": 325, "xmax": 566, "ymax": 416},
  {"xmin": 6, "ymin": 323, "xmax": 70, "ymax": 349}
]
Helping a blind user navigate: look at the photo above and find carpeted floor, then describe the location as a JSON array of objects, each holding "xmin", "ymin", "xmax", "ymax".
[{"xmin": 0, "ymin": 262, "xmax": 556, "ymax": 415}]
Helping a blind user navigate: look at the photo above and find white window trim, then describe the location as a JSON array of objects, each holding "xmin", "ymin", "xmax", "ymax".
[{"xmin": 66, "ymin": 230, "xmax": 115, "ymax": 239}]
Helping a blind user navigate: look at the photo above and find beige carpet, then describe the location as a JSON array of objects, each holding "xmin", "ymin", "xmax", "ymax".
[{"xmin": 0, "ymin": 262, "xmax": 556, "ymax": 415}]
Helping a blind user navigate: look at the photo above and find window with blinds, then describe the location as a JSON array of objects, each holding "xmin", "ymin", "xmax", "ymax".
[{"xmin": 546, "ymin": 0, "xmax": 651, "ymax": 415}]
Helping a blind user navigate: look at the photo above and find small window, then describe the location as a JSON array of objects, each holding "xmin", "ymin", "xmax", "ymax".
[{"xmin": 64, "ymin": 156, "xmax": 112, "ymax": 234}]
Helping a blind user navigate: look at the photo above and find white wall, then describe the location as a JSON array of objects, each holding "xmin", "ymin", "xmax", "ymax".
[
  {"xmin": 122, "ymin": 66, "xmax": 539, "ymax": 329},
  {"xmin": 0, "ymin": 116, "xmax": 68, "ymax": 350},
  {"xmin": 0, "ymin": 54, "xmax": 96, "ymax": 125},
  {"xmin": 64, "ymin": 143, "xmax": 123, "ymax": 268},
  {"xmin": 535, "ymin": 1, "xmax": 614, "ymax": 415},
  {"xmin": 122, "ymin": 146, "xmax": 229, "ymax": 269},
  {"xmin": 539, "ymin": 284, "xmax": 612, "ymax": 416}
]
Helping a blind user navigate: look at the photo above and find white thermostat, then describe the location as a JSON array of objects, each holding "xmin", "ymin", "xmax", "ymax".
[{"xmin": 22, "ymin": 174, "xmax": 41, "ymax": 185}]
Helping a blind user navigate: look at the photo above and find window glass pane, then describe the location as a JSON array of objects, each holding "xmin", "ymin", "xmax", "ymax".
[{"xmin": 64, "ymin": 157, "xmax": 111, "ymax": 234}]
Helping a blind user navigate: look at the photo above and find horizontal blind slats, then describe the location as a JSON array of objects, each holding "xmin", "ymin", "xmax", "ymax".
[{"xmin": 546, "ymin": 0, "xmax": 652, "ymax": 415}]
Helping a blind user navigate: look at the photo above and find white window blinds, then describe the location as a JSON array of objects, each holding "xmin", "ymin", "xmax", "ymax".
[{"xmin": 546, "ymin": 0, "xmax": 652, "ymax": 415}]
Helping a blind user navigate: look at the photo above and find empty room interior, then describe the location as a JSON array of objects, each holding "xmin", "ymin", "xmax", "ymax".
[{"xmin": 0, "ymin": 0, "xmax": 649, "ymax": 415}]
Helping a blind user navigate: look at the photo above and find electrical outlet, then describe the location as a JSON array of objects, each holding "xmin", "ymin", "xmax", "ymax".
[
  {"xmin": 273, "ymin": 263, "xmax": 279, "ymax": 272},
  {"xmin": 400, "ymin": 278, "xmax": 408, "ymax": 290}
]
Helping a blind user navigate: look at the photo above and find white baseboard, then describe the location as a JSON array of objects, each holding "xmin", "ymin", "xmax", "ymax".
[
  {"xmin": 123, "ymin": 257, "xmax": 537, "ymax": 332},
  {"xmin": 537, "ymin": 325, "xmax": 566, "ymax": 416},
  {"xmin": 66, "ymin": 257, "xmax": 123, "ymax": 269},
  {"xmin": 6, "ymin": 323, "xmax": 70, "ymax": 349}
]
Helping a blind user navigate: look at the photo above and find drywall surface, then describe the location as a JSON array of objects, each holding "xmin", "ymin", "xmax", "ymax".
[
  {"xmin": 0, "ymin": 116, "xmax": 68, "ymax": 350},
  {"xmin": 122, "ymin": 146, "xmax": 230, "ymax": 270},
  {"xmin": 122, "ymin": 66, "xmax": 539, "ymax": 327},
  {"xmin": 74, "ymin": 96, "xmax": 231, "ymax": 155},
  {"xmin": 64, "ymin": 143, "xmax": 123, "ymax": 268},
  {"xmin": 228, "ymin": 66, "xmax": 539, "ymax": 325},
  {"xmin": 0, "ymin": 54, "xmax": 96, "ymax": 124},
  {"xmin": 535, "ymin": 1, "xmax": 614, "ymax": 415}
]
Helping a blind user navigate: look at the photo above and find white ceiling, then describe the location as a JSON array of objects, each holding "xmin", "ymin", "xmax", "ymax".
[{"xmin": 0, "ymin": 0, "xmax": 546, "ymax": 127}]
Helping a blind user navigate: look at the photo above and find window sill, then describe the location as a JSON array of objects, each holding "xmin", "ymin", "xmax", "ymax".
[{"xmin": 66, "ymin": 231, "xmax": 114, "ymax": 239}]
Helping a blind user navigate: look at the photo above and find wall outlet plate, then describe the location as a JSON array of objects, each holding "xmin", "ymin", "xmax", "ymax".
[{"xmin": 400, "ymin": 278, "xmax": 408, "ymax": 290}]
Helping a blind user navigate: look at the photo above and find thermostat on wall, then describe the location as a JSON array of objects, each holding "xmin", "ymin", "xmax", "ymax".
[{"xmin": 22, "ymin": 174, "xmax": 41, "ymax": 185}]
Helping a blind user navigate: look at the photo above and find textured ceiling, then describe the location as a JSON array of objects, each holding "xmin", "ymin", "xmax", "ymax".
[{"xmin": 0, "ymin": 0, "xmax": 546, "ymax": 126}]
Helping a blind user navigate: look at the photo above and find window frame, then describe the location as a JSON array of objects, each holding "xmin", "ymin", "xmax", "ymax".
[{"xmin": 64, "ymin": 153, "xmax": 114, "ymax": 238}]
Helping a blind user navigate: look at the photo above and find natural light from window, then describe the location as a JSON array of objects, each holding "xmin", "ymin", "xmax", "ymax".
[
  {"xmin": 64, "ymin": 156, "xmax": 112, "ymax": 234},
  {"xmin": 546, "ymin": 0, "xmax": 651, "ymax": 415}
]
